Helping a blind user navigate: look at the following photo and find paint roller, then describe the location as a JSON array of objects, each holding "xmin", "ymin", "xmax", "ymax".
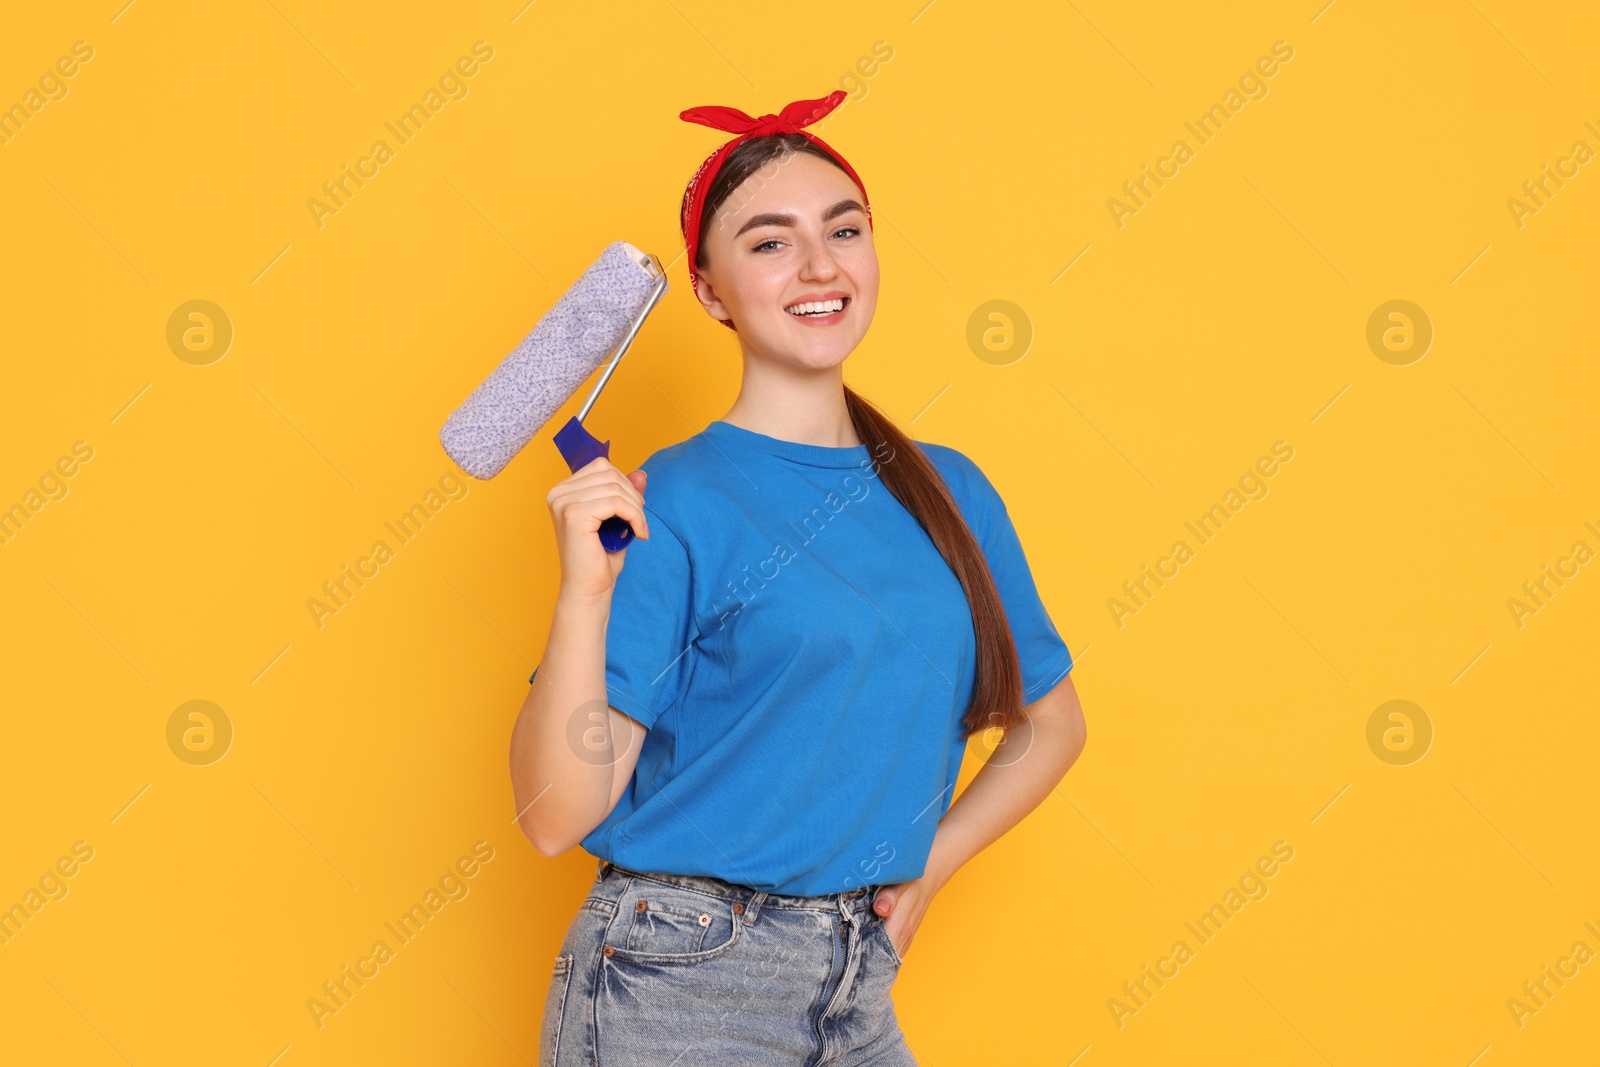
[{"xmin": 439, "ymin": 240, "xmax": 669, "ymax": 552}]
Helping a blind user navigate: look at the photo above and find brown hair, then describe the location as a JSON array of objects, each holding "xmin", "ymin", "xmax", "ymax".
[{"xmin": 682, "ymin": 134, "xmax": 1025, "ymax": 738}]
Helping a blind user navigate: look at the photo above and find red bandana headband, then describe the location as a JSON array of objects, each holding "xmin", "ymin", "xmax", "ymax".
[{"xmin": 678, "ymin": 90, "xmax": 873, "ymax": 328}]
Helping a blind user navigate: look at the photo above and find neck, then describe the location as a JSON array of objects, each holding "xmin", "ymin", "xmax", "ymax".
[{"xmin": 720, "ymin": 355, "xmax": 862, "ymax": 448}]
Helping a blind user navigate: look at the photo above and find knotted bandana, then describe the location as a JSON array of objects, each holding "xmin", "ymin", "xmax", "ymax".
[{"xmin": 678, "ymin": 90, "xmax": 873, "ymax": 327}]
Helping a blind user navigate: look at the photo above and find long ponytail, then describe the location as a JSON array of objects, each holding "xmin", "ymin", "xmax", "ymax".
[{"xmin": 842, "ymin": 386, "xmax": 1025, "ymax": 737}]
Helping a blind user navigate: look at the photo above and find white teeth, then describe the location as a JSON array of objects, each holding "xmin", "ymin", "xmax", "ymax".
[{"xmin": 785, "ymin": 298, "xmax": 846, "ymax": 316}]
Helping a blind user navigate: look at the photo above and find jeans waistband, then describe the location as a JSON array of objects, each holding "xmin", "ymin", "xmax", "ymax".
[{"xmin": 595, "ymin": 858, "xmax": 880, "ymax": 917}]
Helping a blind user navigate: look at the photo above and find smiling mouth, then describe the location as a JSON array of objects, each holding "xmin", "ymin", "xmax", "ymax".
[{"xmin": 784, "ymin": 297, "xmax": 850, "ymax": 318}]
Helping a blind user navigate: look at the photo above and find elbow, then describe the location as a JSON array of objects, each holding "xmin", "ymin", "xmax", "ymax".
[
  {"xmin": 1045, "ymin": 700, "xmax": 1087, "ymax": 769},
  {"xmin": 1066, "ymin": 706, "xmax": 1087, "ymax": 761},
  {"xmin": 516, "ymin": 814, "xmax": 574, "ymax": 858},
  {"xmin": 531, "ymin": 837, "xmax": 569, "ymax": 860}
]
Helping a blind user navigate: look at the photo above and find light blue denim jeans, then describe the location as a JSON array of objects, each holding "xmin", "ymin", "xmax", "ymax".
[{"xmin": 539, "ymin": 857, "xmax": 915, "ymax": 1066}]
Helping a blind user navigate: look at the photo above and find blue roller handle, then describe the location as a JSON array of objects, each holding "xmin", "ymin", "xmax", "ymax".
[{"xmin": 552, "ymin": 415, "xmax": 635, "ymax": 552}]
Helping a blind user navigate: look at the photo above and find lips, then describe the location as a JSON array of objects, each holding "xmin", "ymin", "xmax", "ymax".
[{"xmin": 783, "ymin": 291, "xmax": 852, "ymax": 324}]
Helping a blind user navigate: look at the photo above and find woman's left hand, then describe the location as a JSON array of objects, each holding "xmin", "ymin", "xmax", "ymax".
[{"xmin": 870, "ymin": 868, "xmax": 948, "ymax": 961}]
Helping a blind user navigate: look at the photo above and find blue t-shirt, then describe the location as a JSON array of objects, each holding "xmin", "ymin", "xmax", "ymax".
[{"xmin": 529, "ymin": 418, "xmax": 1072, "ymax": 896}]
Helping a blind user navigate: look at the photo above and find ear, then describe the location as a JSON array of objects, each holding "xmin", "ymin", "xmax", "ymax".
[{"xmin": 693, "ymin": 271, "xmax": 734, "ymax": 327}]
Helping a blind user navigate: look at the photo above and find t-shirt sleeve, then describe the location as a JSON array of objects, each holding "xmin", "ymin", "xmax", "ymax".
[
  {"xmin": 527, "ymin": 511, "xmax": 700, "ymax": 730},
  {"xmin": 951, "ymin": 451, "xmax": 1074, "ymax": 702}
]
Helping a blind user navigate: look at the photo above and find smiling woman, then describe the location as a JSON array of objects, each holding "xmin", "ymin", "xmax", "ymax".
[{"xmin": 511, "ymin": 89, "xmax": 1086, "ymax": 1067}]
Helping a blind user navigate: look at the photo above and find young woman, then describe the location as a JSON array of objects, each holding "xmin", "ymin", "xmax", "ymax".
[{"xmin": 510, "ymin": 90, "xmax": 1087, "ymax": 1066}]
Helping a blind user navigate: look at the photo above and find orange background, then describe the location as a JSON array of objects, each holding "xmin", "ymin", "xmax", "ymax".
[{"xmin": 1, "ymin": 1, "xmax": 1596, "ymax": 1064}]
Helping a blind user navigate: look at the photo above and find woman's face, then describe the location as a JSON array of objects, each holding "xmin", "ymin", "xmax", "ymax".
[{"xmin": 694, "ymin": 149, "xmax": 879, "ymax": 371}]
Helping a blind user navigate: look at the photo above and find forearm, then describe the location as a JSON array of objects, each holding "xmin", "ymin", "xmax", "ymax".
[
  {"xmin": 924, "ymin": 678, "xmax": 1087, "ymax": 886},
  {"xmin": 509, "ymin": 588, "xmax": 615, "ymax": 854}
]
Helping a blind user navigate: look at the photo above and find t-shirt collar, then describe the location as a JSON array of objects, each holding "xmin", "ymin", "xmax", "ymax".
[{"xmin": 702, "ymin": 419, "xmax": 873, "ymax": 469}]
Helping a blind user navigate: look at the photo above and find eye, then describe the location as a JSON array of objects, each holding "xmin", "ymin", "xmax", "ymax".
[
  {"xmin": 832, "ymin": 226, "xmax": 860, "ymax": 239},
  {"xmin": 752, "ymin": 238, "xmax": 784, "ymax": 252}
]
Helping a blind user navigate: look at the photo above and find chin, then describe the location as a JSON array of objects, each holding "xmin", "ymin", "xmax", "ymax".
[
  {"xmin": 796, "ymin": 346, "xmax": 854, "ymax": 372},
  {"xmin": 758, "ymin": 311, "xmax": 873, "ymax": 369},
  {"xmin": 781, "ymin": 332, "xmax": 861, "ymax": 371}
]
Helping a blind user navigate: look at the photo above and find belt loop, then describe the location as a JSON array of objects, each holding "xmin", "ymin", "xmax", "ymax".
[
  {"xmin": 742, "ymin": 889, "xmax": 768, "ymax": 926},
  {"xmin": 597, "ymin": 858, "xmax": 612, "ymax": 880}
]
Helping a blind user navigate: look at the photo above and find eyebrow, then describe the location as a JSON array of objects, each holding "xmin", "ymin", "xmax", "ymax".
[{"xmin": 733, "ymin": 198, "xmax": 866, "ymax": 239}]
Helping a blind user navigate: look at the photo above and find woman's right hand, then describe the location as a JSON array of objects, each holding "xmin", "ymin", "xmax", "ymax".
[{"xmin": 546, "ymin": 456, "xmax": 650, "ymax": 602}]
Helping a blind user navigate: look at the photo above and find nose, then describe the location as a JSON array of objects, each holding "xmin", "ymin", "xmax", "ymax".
[{"xmin": 797, "ymin": 233, "xmax": 840, "ymax": 281}]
